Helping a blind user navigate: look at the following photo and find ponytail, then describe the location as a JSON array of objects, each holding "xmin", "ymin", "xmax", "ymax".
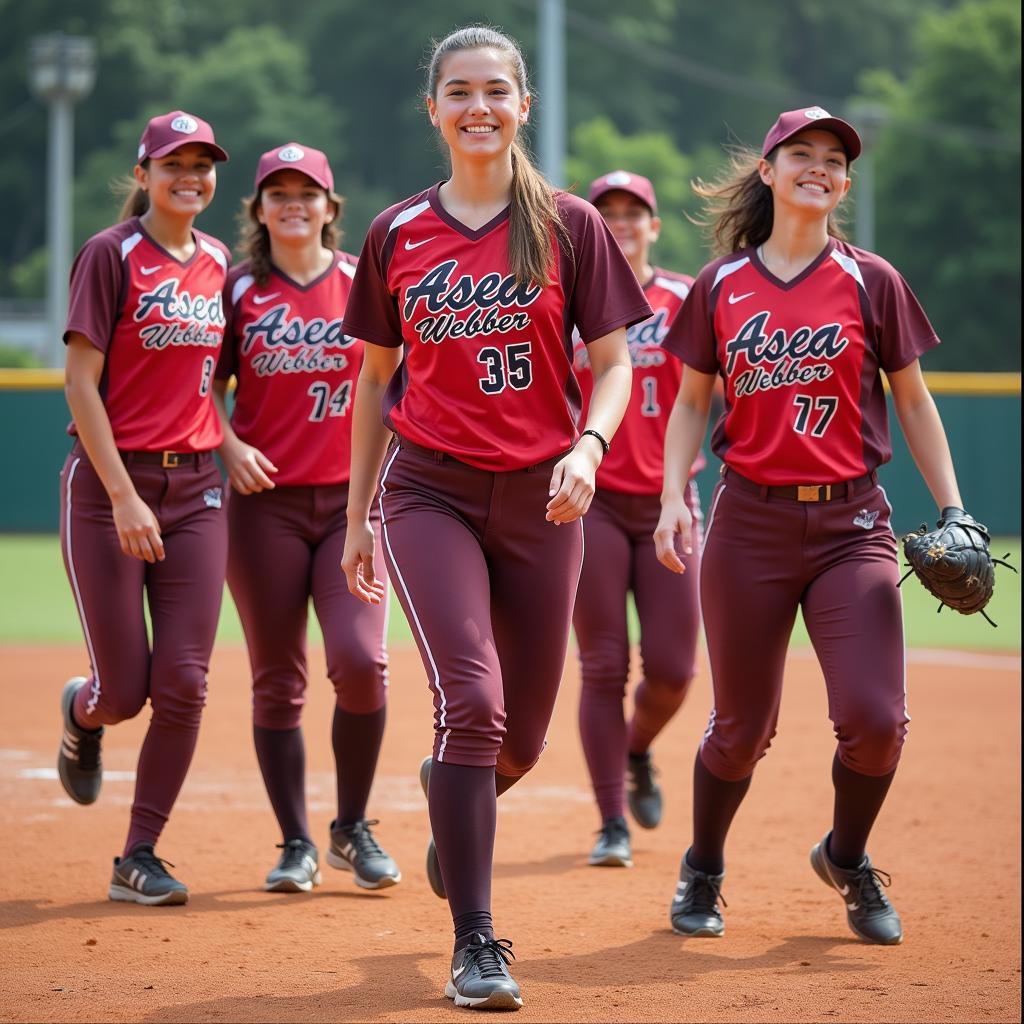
[
  {"xmin": 112, "ymin": 162, "xmax": 151, "ymax": 222},
  {"xmin": 427, "ymin": 25, "xmax": 567, "ymax": 288},
  {"xmin": 692, "ymin": 144, "xmax": 848, "ymax": 255}
]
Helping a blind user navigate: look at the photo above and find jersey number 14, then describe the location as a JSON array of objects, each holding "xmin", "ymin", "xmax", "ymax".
[{"xmin": 307, "ymin": 380, "xmax": 352, "ymax": 421}]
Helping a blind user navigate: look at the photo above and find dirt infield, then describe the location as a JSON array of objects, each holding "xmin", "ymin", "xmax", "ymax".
[{"xmin": 1, "ymin": 643, "xmax": 1020, "ymax": 1023}]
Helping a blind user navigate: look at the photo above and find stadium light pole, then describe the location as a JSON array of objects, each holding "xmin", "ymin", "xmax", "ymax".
[
  {"xmin": 847, "ymin": 102, "xmax": 888, "ymax": 253},
  {"xmin": 537, "ymin": 0, "xmax": 566, "ymax": 187},
  {"xmin": 28, "ymin": 32, "xmax": 96, "ymax": 368}
]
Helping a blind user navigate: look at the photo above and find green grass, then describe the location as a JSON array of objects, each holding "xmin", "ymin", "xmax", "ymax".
[{"xmin": 0, "ymin": 535, "xmax": 1019, "ymax": 652}]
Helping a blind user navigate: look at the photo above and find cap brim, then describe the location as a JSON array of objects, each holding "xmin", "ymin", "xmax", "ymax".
[
  {"xmin": 774, "ymin": 119, "xmax": 862, "ymax": 162},
  {"xmin": 255, "ymin": 167, "xmax": 332, "ymax": 192},
  {"xmin": 588, "ymin": 183, "xmax": 656, "ymax": 213},
  {"xmin": 146, "ymin": 139, "xmax": 229, "ymax": 162}
]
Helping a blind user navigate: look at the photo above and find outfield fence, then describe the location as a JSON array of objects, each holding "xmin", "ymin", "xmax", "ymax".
[{"xmin": 0, "ymin": 370, "xmax": 1019, "ymax": 534}]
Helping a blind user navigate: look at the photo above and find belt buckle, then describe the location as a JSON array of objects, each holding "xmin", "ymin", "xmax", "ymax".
[
  {"xmin": 797, "ymin": 484, "xmax": 830, "ymax": 502},
  {"xmin": 161, "ymin": 451, "xmax": 183, "ymax": 469}
]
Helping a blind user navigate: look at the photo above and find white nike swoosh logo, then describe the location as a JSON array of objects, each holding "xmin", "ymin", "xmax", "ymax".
[
  {"xmin": 252, "ymin": 293, "xmax": 281, "ymax": 305},
  {"xmin": 140, "ymin": 265, "xmax": 163, "ymax": 275},
  {"xmin": 846, "ymin": 901, "xmax": 859, "ymax": 911},
  {"xmin": 838, "ymin": 884, "xmax": 850, "ymax": 896},
  {"xmin": 405, "ymin": 237, "xmax": 435, "ymax": 250},
  {"xmin": 728, "ymin": 291, "xmax": 755, "ymax": 304},
  {"xmin": 452, "ymin": 965, "xmax": 466, "ymax": 979}
]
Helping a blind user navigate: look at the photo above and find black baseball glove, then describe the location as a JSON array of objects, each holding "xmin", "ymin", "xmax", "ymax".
[{"xmin": 899, "ymin": 507, "xmax": 1016, "ymax": 626}]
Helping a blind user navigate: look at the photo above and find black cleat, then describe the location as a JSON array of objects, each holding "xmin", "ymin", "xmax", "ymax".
[
  {"xmin": 588, "ymin": 816, "xmax": 633, "ymax": 867},
  {"xmin": 109, "ymin": 845, "xmax": 188, "ymax": 906},
  {"xmin": 265, "ymin": 838, "xmax": 321, "ymax": 892},
  {"xmin": 811, "ymin": 833, "xmax": 903, "ymax": 945},
  {"xmin": 670, "ymin": 851, "xmax": 726, "ymax": 937},
  {"xmin": 419, "ymin": 755, "xmax": 446, "ymax": 899},
  {"xmin": 327, "ymin": 819, "xmax": 401, "ymax": 889},
  {"xmin": 57, "ymin": 677, "xmax": 103, "ymax": 805},
  {"xmin": 627, "ymin": 751, "xmax": 663, "ymax": 829},
  {"xmin": 445, "ymin": 934, "xmax": 523, "ymax": 1011}
]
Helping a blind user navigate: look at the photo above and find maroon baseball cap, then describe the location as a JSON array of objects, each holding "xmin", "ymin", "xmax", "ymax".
[
  {"xmin": 254, "ymin": 143, "xmax": 334, "ymax": 193},
  {"xmin": 587, "ymin": 170, "xmax": 658, "ymax": 215},
  {"xmin": 762, "ymin": 106, "xmax": 862, "ymax": 161},
  {"xmin": 137, "ymin": 110, "xmax": 228, "ymax": 163}
]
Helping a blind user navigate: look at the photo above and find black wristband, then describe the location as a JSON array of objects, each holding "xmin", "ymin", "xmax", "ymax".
[{"xmin": 580, "ymin": 428, "xmax": 610, "ymax": 454}]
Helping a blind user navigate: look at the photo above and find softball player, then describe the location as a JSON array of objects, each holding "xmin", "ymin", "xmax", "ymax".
[
  {"xmin": 655, "ymin": 106, "xmax": 965, "ymax": 945},
  {"xmin": 213, "ymin": 143, "xmax": 398, "ymax": 894},
  {"xmin": 340, "ymin": 27, "xmax": 648, "ymax": 1010},
  {"xmin": 572, "ymin": 172, "xmax": 703, "ymax": 869},
  {"xmin": 57, "ymin": 111, "xmax": 230, "ymax": 905}
]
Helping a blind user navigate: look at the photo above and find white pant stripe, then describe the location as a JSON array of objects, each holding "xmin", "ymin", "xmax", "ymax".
[
  {"xmin": 378, "ymin": 446, "xmax": 451, "ymax": 760},
  {"xmin": 65, "ymin": 458, "xmax": 102, "ymax": 715}
]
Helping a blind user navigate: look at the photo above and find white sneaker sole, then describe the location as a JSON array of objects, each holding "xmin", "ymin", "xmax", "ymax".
[
  {"xmin": 326, "ymin": 848, "xmax": 401, "ymax": 889},
  {"xmin": 444, "ymin": 979, "xmax": 523, "ymax": 1010},
  {"xmin": 108, "ymin": 883, "xmax": 188, "ymax": 906},
  {"xmin": 264, "ymin": 869, "xmax": 322, "ymax": 893}
]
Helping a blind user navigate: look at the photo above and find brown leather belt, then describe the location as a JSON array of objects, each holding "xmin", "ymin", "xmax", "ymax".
[
  {"xmin": 723, "ymin": 466, "xmax": 876, "ymax": 503},
  {"xmin": 120, "ymin": 450, "xmax": 210, "ymax": 469}
]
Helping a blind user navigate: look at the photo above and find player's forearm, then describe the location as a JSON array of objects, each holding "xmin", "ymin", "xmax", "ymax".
[
  {"xmin": 64, "ymin": 376, "xmax": 137, "ymax": 503},
  {"xmin": 346, "ymin": 374, "xmax": 393, "ymax": 523},
  {"xmin": 211, "ymin": 383, "xmax": 246, "ymax": 457},
  {"xmin": 893, "ymin": 391, "xmax": 962, "ymax": 512},
  {"xmin": 585, "ymin": 360, "xmax": 632, "ymax": 444}
]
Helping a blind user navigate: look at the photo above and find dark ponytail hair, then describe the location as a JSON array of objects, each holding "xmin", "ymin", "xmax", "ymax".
[
  {"xmin": 113, "ymin": 160, "xmax": 150, "ymax": 221},
  {"xmin": 426, "ymin": 25, "xmax": 567, "ymax": 287},
  {"xmin": 238, "ymin": 188, "xmax": 343, "ymax": 287},
  {"xmin": 692, "ymin": 144, "xmax": 849, "ymax": 255}
]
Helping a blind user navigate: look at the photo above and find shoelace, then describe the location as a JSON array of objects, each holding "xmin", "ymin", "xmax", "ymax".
[
  {"xmin": 76, "ymin": 730, "xmax": 102, "ymax": 772},
  {"xmin": 129, "ymin": 848, "xmax": 176, "ymax": 880},
  {"xmin": 596, "ymin": 819, "xmax": 629, "ymax": 844},
  {"xmin": 852, "ymin": 865, "xmax": 893, "ymax": 913},
  {"xmin": 345, "ymin": 819, "xmax": 385, "ymax": 860},
  {"xmin": 684, "ymin": 873, "xmax": 728, "ymax": 913},
  {"xmin": 464, "ymin": 937, "xmax": 516, "ymax": 980},
  {"xmin": 276, "ymin": 839, "xmax": 313, "ymax": 871}
]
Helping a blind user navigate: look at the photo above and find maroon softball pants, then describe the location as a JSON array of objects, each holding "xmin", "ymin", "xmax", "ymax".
[
  {"xmin": 698, "ymin": 469, "xmax": 908, "ymax": 782},
  {"xmin": 378, "ymin": 438, "xmax": 584, "ymax": 773},
  {"xmin": 59, "ymin": 447, "xmax": 227, "ymax": 852},
  {"xmin": 574, "ymin": 482, "xmax": 702, "ymax": 821},
  {"xmin": 226, "ymin": 484, "xmax": 389, "ymax": 728}
]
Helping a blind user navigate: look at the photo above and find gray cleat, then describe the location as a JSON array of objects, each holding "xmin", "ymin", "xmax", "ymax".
[
  {"xmin": 109, "ymin": 845, "xmax": 188, "ymax": 906},
  {"xmin": 445, "ymin": 934, "xmax": 523, "ymax": 1011},
  {"xmin": 588, "ymin": 816, "xmax": 633, "ymax": 867},
  {"xmin": 327, "ymin": 819, "xmax": 401, "ymax": 889},
  {"xmin": 57, "ymin": 677, "xmax": 103, "ymax": 805},
  {"xmin": 265, "ymin": 838, "xmax": 321, "ymax": 893},
  {"xmin": 811, "ymin": 833, "xmax": 903, "ymax": 945},
  {"xmin": 670, "ymin": 852, "xmax": 726, "ymax": 937},
  {"xmin": 626, "ymin": 751, "xmax": 663, "ymax": 829}
]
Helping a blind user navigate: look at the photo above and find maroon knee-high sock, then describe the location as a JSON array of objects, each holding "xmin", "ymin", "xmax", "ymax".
[
  {"xmin": 829, "ymin": 752, "xmax": 896, "ymax": 868},
  {"xmin": 689, "ymin": 750, "xmax": 752, "ymax": 875},
  {"xmin": 253, "ymin": 725, "xmax": 310, "ymax": 844},
  {"xmin": 332, "ymin": 706, "xmax": 386, "ymax": 827}
]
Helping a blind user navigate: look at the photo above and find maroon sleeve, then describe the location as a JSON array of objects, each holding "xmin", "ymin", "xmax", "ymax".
[
  {"xmin": 341, "ymin": 216, "xmax": 405, "ymax": 348},
  {"xmin": 663, "ymin": 264, "xmax": 720, "ymax": 374},
  {"xmin": 861, "ymin": 255, "xmax": 941, "ymax": 372},
  {"xmin": 215, "ymin": 264, "xmax": 245, "ymax": 381},
  {"xmin": 64, "ymin": 231, "xmax": 124, "ymax": 352},
  {"xmin": 559, "ymin": 194, "xmax": 652, "ymax": 343}
]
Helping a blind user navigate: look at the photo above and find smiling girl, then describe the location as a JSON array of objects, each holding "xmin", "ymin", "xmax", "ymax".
[
  {"xmin": 340, "ymin": 26, "xmax": 649, "ymax": 1011},
  {"xmin": 655, "ymin": 106, "xmax": 967, "ymax": 946},
  {"xmin": 213, "ymin": 143, "xmax": 398, "ymax": 896},
  {"xmin": 57, "ymin": 111, "xmax": 231, "ymax": 905}
]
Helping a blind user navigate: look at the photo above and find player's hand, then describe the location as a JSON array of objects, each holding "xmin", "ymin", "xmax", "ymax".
[
  {"xmin": 654, "ymin": 493, "xmax": 692, "ymax": 573},
  {"xmin": 341, "ymin": 520, "xmax": 386, "ymax": 605},
  {"xmin": 546, "ymin": 436, "xmax": 602, "ymax": 524},
  {"xmin": 221, "ymin": 438, "xmax": 278, "ymax": 494},
  {"xmin": 112, "ymin": 492, "xmax": 165, "ymax": 563}
]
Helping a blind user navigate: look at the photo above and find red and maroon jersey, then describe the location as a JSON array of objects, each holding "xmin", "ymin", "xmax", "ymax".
[
  {"xmin": 217, "ymin": 253, "xmax": 362, "ymax": 487},
  {"xmin": 64, "ymin": 217, "xmax": 230, "ymax": 452},
  {"xmin": 573, "ymin": 268, "xmax": 705, "ymax": 494},
  {"xmin": 342, "ymin": 184, "xmax": 652, "ymax": 472},
  {"xmin": 664, "ymin": 239, "xmax": 940, "ymax": 485}
]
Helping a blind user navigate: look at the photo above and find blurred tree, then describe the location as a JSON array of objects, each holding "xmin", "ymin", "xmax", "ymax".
[
  {"xmin": 862, "ymin": 0, "xmax": 1021, "ymax": 369},
  {"xmin": 566, "ymin": 117, "xmax": 703, "ymax": 273}
]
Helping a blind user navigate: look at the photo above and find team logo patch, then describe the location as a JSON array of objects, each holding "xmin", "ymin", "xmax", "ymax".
[
  {"xmin": 137, "ymin": 143, "xmax": 147, "ymax": 160},
  {"xmin": 203, "ymin": 487, "xmax": 223, "ymax": 509},
  {"xmin": 804, "ymin": 106, "xmax": 832, "ymax": 120},
  {"xmin": 277, "ymin": 145, "xmax": 305, "ymax": 162},
  {"xmin": 853, "ymin": 508, "xmax": 880, "ymax": 530},
  {"xmin": 171, "ymin": 115, "xmax": 199, "ymax": 134},
  {"xmin": 604, "ymin": 171, "xmax": 632, "ymax": 187}
]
